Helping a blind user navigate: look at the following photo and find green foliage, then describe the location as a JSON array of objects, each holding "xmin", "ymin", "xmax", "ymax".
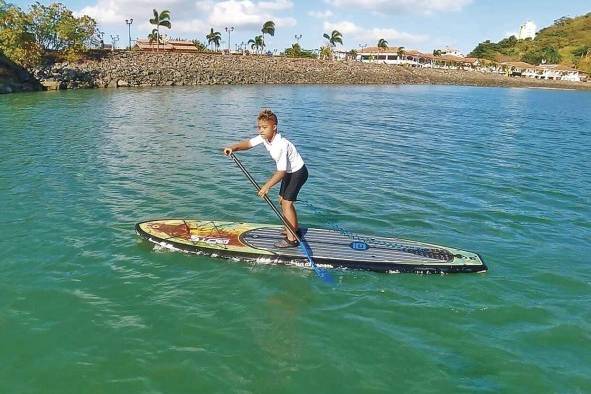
[
  {"xmin": 247, "ymin": 35, "xmax": 264, "ymax": 53},
  {"xmin": 0, "ymin": 1, "xmax": 97, "ymax": 66},
  {"xmin": 522, "ymin": 46, "xmax": 562, "ymax": 64},
  {"xmin": 206, "ymin": 28, "xmax": 221, "ymax": 51},
  {"xmin": 192, "ymin": 40, "xmax": 208, "ymax": 52},
  {"xmin": 377, "ymin": 38, "xmax": 388, "ymax": 48},
  {"xmin": 0, "ymin": 2, "xmax": 42, "ymax": 67},
  {"xmin": 323, "ymin": 30, "xmax": 343, "ymax": 47},
  {"xmin": 149, "ymin": 9, "xmax": 171, "ymax": 50},
  {"xmin": 468, "ymin": 12, "xmax": 591, "ymax": 72},
  {"xmin": 261, "ymin": 21, "xmax": 275, "ymax": 37},
  {"xmin": 284, "ymin": 43, "xmax": 316, "ymax": 58},
  {"xmin": 29, "ymin": 3, "xmax": 97, "ymax": 53},
  {"xmin": 319, "ymin": 45, "xmax": 332, "ymax": 59}
]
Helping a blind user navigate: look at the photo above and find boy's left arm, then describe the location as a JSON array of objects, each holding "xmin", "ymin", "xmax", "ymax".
[{"xmin": 258, "ymin": 171, "xmax": 286, "ymax": 197}]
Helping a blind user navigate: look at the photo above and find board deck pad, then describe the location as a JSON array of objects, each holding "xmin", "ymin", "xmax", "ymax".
[{"xmin": 135, "ymin": 219, "xmax": 487, "ymax": 273}]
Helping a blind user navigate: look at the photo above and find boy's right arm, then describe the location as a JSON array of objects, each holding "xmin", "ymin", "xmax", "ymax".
[{"xmin": 224, "ymin": 140, "xmax": 252, "ymax": 156}]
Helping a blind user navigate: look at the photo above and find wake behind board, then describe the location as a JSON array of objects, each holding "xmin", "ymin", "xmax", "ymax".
[{"xmin": 135, "ymin": 219, "xmax": 487, "ymax": 274}]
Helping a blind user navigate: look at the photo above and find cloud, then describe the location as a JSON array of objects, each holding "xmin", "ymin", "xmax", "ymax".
[
  {"xmin": 323, "ymin": 20, "xmax": 428, "ymax": 47},
  {"xmin": 308, "ymin": 10, "xmax": 334, "ymax": 18},
  {"xmin": 76, "ymin": 0, "xmax": 295, "ymax": 34},
  {"xmin": 324, "ymin": 0, "xmax": 472, "ymax": 15},
  {"xmin": 206, "ymin": 0, "xmax": 295, "ymax": 29}
]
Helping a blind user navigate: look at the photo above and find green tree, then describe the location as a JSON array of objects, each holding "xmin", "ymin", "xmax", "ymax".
[
  {"xmin": 261, "ymin": 20, "xmax": 275, "ymax": 52},
  {"xmin": 284, "ymin": 42, "xmax": 316, "ymax": 58},
  {"xmin": 433, "ymin": 49, "xmax": 442, "ymax": 56},
  {"xmin": 206, "ymin": 28, "xmax": 221, "ymax": 51},
  {"xmin": 147, "ymin": 28, "xmax": 160, "ymax": 47},
  {"xmin": 377, "ymin": 38, "xmax": 388, "ymax": 49},
  {"xmin": 319, "ymin": 45, "xmax": 332, "ymax": 60},
  {"xmin": 29, "ymin": 2, "xmax": 97, "ymax": 54},
  {"xmin": 192, "ymin": 39, "xmax": 207, "ymax": 52},
  {"xmin": 149, "ymin": 9, "xmax": 171, "ymax": 51},
  {"xmin": 397, "ymin": 46, "xmax": 405, "ymax": 59},
  {"xmin": 0, "ymin": 2, "xmax": 42, "ymax": 67},
  {"xmin": 323, "ymin": 30, "xmax": 343, "ymax": 48},
  {"xmin": 522, "ymin": 46, "xmax": 562, "ymax": 64},
  {"xmin": 285, "ymin": 42, "xmax": 301, "ymax": 57},
  {"xmin": 248, "ymin": 35, "xmax": 264, "ymax": 54}
]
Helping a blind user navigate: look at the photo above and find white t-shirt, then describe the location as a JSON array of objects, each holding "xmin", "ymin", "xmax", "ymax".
[{"xmin": 249, "ymin": 133, "xmax": 305, "ymax": 173}]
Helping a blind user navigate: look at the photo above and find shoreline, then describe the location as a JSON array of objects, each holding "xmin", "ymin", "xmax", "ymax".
[{"xmin": 3, "ymin": 51, "xmax": 591, "ymax": 93}]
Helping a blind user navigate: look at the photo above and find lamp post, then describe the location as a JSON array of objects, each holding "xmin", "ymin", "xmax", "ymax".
[
  {"xmin": 110, "ymin": 34, "xmax": 119, "ymax": 51},
  {"xmin": 97, "ymin": 29, "xmax": 105, "ymax": 49},
  {"xmin": 294, "ymin": 34, "xmax": 302, "ymax": 44},
  {"xmin": 225, "ymin": 26, "xmax": 234, "ymax": 52},
  {"xmin": 125, "ymin": 18, "xmax": 133, "ymax": 50},
  {"xmin": 358, "ymin": 43, "xmax": 367, "ymax": 62}
]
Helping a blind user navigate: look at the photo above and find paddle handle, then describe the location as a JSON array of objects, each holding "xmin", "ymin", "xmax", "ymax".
[{"xmin": 229, "ymin": 153, "xmax": 301, "ymax": 242}]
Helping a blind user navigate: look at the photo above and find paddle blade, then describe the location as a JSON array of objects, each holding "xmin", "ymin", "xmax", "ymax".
[{"xmin": 299, "ymin": 240, "xmax": 335, "ymax": 285}]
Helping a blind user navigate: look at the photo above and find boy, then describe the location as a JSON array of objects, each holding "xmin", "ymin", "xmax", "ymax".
[{"xmin": 223, "ymin": 109, "xmax": 308, "ymax": 248}]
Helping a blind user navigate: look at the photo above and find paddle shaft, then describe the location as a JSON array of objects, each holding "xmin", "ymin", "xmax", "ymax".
[{"xmin": 229, "ymin": 153, "xmax": 301, "ymax": 242}]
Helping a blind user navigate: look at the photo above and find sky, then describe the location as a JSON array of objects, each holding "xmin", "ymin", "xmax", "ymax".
[{"xmin": 11, "ymin": 0, "xmax": 591, "ymax": 54}]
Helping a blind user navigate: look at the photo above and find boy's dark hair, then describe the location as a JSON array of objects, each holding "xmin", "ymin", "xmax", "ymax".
[{"xmin": 257, "ymin": 109, "xmax": 278, "ymax": 125}]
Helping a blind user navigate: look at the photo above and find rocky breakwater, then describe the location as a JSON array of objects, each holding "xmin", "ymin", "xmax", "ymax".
[
  {"xmin": 31, "ymin": 51, "xmax": 591, "ymax": 90},
  {"xmin": 0, "ymin": 53, "xmax": 42, "ymax": 94},
  {"xmin": 32, "ymin": 51, "xmax": 432, "ymax": 88}
]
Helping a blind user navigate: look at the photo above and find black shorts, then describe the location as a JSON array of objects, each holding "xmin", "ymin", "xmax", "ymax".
[{"xmin": 279, "ymin": 165, "xmax": 308, "ymax": 201}]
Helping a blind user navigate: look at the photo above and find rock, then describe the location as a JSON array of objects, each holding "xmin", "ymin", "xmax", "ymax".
[
  {"xmin": 41, "ymin": 79, "xmax": 61, "ymax": 90},
  {"xmin": 117, "ymin": 79, "xmax": 129, "ymax": 87}
]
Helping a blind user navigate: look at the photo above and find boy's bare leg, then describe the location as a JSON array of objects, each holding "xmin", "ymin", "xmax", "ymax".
[{"xmin": 281, "ymin": 199, "xmax": 299, "ymax": 241}]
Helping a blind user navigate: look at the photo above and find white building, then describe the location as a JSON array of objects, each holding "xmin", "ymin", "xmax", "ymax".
[
  {"xmin": 518, "ymin": 21, "xmax": 536, "ymax": 39},
  {"xmin": 437, "ymin": 46, "xmax": 464, "ymax": 57}
]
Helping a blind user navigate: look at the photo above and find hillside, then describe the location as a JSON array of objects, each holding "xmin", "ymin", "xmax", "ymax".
[{"xmin": 469, "ymin": 12, "xmax": 591, "ymax": 73}]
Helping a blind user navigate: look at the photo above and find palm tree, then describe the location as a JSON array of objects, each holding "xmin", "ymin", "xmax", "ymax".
[
  {"xmin": 377, "ymin": 39, "xmax": 388, "ymax": 49},
  {"xmin": 149, "ymin": 9, "xmax": 171, "ymax": 51},
  {"xmin": 397, "ymin": 46, "xmax": 405, "ymax": 61},
  {"xmin": 147, "ymin": 28, "xmax": 160, "ymax": 49},
  {"xmin": 323, "ymin": 30, "xmax": 343, "ymax": 48},
  {"xmin": 261, "ymin": 20, "xmax": 275, "ymax": 53},
  {"xmin": 248, "ymin": 35, "xmax": 264, "ymax": 54},
  {"xmin": 319, "ymin": 46, "xmax": 333, "ymax": 60},
  {"xmin": 206, "ymin": 28, "xmax": 222, "ymax": 51}
]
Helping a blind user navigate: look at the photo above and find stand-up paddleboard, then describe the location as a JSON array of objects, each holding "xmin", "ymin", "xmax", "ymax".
[{"xmin": 135, "ymin": 219, "xmax": 487, "ymax": 274}]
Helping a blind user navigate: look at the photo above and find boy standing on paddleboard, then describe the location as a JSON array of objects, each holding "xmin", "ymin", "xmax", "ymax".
[{"xmin": 223, "ymin": 109, "xmax": 308, "ymax": 248}]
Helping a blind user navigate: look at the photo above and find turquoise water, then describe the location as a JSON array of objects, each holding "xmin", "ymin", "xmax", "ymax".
[{"xmin": 1, "ymin": 85, "xmax": 590, "ymax": 393}]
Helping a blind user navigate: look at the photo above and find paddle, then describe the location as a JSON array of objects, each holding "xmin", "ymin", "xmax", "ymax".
[{"xmin": 229, "ymin": 152, "xmax": 334, "ymax": 284}]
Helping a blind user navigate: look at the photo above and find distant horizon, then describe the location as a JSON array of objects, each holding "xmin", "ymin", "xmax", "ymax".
[{"xmin": 10, "ymin": 0, "xmax": 591, "ymax": 54}]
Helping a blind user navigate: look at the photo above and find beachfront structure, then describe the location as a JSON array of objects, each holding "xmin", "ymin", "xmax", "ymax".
[
  {"xmin": 499, "ymin": 62, "xmax": 586, "ymax": 81},
  {"xmin": 518, "ymin": 21, "xmax": 537, "ymax": 40},
  {"xmin": 356, "ymin": 47, "xmax": 418, "ymax": 65},
  {"xmin": 134, "ymin": 39, "xmax": 201, "ymax": 53},
  {"xmin": 356, "ymin": 47, "xmax": 480, "ymax": 70}
]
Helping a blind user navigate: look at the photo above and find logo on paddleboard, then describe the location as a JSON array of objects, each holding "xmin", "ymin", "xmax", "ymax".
[
  {"xmin": 350, "ymin": 241, "xmax": 369, "ymax": 251},
  {"xmin": 191, "ymin": 235, "xmax": 230, "ymax": 245}
]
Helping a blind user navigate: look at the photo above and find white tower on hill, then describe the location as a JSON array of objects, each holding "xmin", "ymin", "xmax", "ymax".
[{"xmin": 518, "ymin": 20, "xmax": 536, "ymax": 39}]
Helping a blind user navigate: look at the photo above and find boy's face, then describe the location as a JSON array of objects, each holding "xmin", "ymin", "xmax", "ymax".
[{"xmin": 257, "ymin": 119, "xmax": 277, "ymax": 141}]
